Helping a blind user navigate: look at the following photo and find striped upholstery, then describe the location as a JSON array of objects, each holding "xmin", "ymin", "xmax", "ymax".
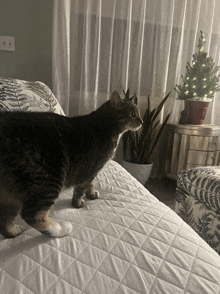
[{"xmin": 175, "ymin": 166, "xmax": 220, "ymax": 255}]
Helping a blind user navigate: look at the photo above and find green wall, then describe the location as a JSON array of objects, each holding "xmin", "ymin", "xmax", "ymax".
[{"xmin": 0, "ymin": 0, "xmax": 53, "ymax": 89}]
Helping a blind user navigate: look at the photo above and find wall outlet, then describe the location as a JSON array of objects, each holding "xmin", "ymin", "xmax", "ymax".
[{"xmin": 0, "ymin": 36, "xmax": 15, "ymax": 51}]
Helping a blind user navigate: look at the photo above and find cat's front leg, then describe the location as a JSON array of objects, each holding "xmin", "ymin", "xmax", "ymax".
[
  {"xmin": 72, "ymin": 185, "xmax": 86, "ymax": 208},
  {"xmin": 85, "ymin": 183, "xmax": 99, "ymax": 200},
  {"xmin": 72, "ymin": 183, "xmax": 99, "ymax": 208}
]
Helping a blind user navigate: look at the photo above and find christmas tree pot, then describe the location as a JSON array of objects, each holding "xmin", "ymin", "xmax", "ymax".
[{"xmin": 185, "ymin": 98, "xmax": 211, "ymax": 125}]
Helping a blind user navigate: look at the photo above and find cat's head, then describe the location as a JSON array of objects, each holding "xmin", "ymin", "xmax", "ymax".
[{"xmin": 109, "ymin": 91, "xmax": 143, "ymax": 133}]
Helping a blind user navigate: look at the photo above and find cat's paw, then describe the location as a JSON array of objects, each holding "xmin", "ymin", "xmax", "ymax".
[
  {"xmin": 86, "ymin": 191, "xmax": 99, "ymax": 200},
  {"xmin": 2, "ymin": 225, "xmax": 24, "ymax": 238},
  {"xmin": 42, "ymin": 221, "xmax": 72, "ymax": 238},
  {"xmin": 71, "ymin": 198, "xmax": 85, "ymax": 208},
  {"xmin": 12, "ymin": 225, "xmax": 25, "ymax": 237}
]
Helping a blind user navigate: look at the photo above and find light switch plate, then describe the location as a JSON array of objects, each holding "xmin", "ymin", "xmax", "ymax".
[{"xmin": 0, "ymin": 36, "xmax": 15, "ymax": 51}]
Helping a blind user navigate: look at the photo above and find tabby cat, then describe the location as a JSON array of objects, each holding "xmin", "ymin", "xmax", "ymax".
[{"xmin": 0, "ymin": 91, "xmax": 142, "ymax": 238}]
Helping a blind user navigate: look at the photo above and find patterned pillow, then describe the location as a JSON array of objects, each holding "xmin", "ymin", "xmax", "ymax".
[{"xmin": 0, "ymin": 77, "xmax": 65, "ymax": 115}]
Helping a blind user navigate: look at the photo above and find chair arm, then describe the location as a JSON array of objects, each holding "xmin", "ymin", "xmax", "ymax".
[{"xmin": 176, "ymin": 166, "xmax": 220, "ymax": 214}]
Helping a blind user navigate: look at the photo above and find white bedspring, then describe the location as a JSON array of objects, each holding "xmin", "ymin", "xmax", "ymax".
[{"xmin": 0, "ymin": 160, "xmax": 220, "ymax": 294}]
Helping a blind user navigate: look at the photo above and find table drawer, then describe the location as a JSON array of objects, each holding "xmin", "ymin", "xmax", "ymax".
[
  {"xmin": 189, "ymin": 136, "xmax": 219, "ymax": 151},
  {"xmin": 165, "ymin": 124, "xmax": 220, "ymax": 180},
  {"xmin": 187, "ymin": 150, "xmax": 215, "ymax": 165}
]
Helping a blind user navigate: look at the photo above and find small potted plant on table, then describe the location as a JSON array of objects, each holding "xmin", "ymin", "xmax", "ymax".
[
  {"xmin": 175, "ymin": 31, "xmax": 220, "ymax": 125},
  {"xmin": 122, "ymin": 89, "xmax": 171, "ymax": 185}
]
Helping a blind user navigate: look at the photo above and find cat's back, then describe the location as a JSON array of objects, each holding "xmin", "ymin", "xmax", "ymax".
[
  {"xmin": 0, "ymin": 111, "xmax": 65, "ymax": 137},
  {"xmin": 0, "ymin": 112, "xmax": 67, "ymax": 171}
]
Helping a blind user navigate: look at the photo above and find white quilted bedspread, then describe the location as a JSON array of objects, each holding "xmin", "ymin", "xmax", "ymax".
[{"xmin": 0, "ymin": 160, "xmax": 220, "ymax": 294}]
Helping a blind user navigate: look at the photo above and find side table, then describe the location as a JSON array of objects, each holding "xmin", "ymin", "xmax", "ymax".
[{"xmin": 165, "ymin": 123, "xmax": 220, "ymax": 180}]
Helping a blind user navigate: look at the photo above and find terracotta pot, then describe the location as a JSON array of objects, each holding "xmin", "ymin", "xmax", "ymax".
[{"xmin": 185, "ymin": 100, "xmax": 210, "ymax": 125}]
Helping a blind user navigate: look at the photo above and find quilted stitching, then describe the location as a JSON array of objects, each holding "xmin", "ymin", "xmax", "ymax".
[{"xmin": 0, "ymin": 161, "xmax": 220, "ymax": 294}]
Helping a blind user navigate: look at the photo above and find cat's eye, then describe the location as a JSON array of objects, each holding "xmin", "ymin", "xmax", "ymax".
[{"xmin": 130, "ymin": 112, "xmax": 136, "ymax": 117}]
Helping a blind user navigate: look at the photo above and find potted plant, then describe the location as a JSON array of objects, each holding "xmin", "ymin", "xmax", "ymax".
[
  {"xmin": 175, "ymin": 31, "xmax": 220, "ymax": 125},
  {"xmin": 122, "ymin": 89, "xmax": 171, "ymax": 185}
]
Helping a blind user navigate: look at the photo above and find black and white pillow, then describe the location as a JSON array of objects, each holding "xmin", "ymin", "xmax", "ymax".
[{"xmin": 0, "ymin": 77, "xmax": 65, "ymax": 115}]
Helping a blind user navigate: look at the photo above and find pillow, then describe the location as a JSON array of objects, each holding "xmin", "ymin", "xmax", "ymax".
[{"xmin": 0, "ymin": 77, "xmax": 65, "ymax": 115}]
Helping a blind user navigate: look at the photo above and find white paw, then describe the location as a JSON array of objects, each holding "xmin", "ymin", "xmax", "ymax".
[
  {"xmin": 42, "ymin": 221, "xmax": 73, "ymax": 238},
  {"xmin": 86, "ymin": 191, "xmax": 99, "ymax": 200},
  {"xmin": 72, "ymin": 198, "xmax": 85, "ymax": 208},
  {"xmin": 13, "ymin": 225, "xmax": 25, "ymax": 236},
  {"xmin": 6, "ymin": 224, "xmax": 24, "ymax": 238}
]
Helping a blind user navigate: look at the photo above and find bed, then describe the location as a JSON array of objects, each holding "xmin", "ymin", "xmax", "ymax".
[{"xmin": 1, "ymin": 78, "xmax": 220, "ymax": 294}]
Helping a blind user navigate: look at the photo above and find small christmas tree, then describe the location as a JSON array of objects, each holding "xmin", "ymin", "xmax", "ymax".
[{"xmin": 175, "ymin": 31, "xmax": 220, "ymax": 100}]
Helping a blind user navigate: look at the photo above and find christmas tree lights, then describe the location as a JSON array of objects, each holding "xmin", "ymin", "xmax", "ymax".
[{"xmin": 175, "ymin": 31, "xmax": 220, "ymax": 100}]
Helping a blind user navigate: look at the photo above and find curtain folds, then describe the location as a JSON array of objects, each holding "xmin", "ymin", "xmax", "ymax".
[{"xmin": 53, "ymin": 0, "xmax": 220, "ymax": 176}]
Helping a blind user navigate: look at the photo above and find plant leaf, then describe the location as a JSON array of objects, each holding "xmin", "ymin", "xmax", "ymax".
[
  {"xmin": 149, "ymin": 113, "xmax": 170, "ymax": 158},
  {"xmin": 125, "ymin": 89, "xmax": 130, "ymax": 100},
  {"xmin": 151, "ymin": 92, "xmax": 171, "ymax": 124}
]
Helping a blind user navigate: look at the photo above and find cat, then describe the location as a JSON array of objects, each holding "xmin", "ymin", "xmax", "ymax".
[{"xmin": 0, "ymin": 91, "xmax": 142, "ymax": 238}]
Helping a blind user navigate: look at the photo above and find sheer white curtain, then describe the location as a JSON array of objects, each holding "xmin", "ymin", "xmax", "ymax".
[{"xmin": 53, "ymin": 0, "xmax": 220, "ymax": 175}]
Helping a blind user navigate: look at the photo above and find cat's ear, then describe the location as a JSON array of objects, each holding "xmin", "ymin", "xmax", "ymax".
[{"xmin": 110, "ymin": 91, "xmax": 124, "ymax": 108}]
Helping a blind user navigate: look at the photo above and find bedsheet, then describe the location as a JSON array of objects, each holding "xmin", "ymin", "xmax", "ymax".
[{"xmin": 0, "ymin": 160, "xmax": 220, "ymax": 294}]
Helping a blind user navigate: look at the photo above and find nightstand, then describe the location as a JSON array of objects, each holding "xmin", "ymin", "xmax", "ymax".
[{"xmin": 165, "ymin": 123, "xmax": 220, "ymax": 180}]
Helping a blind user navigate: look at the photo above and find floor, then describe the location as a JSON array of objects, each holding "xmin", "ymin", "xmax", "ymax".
[{"xmin": 145, "ymin": 177, "xmax": 177, "ymax": 210}]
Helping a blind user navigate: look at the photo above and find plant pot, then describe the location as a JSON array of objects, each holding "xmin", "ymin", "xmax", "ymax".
[
  {"xmin": 185, "ymin": 99, "xmax": 211, "ymax": 125},
  {"xmin": 122, "ymin": 160, "xmax": 153, "ymax": 185}
]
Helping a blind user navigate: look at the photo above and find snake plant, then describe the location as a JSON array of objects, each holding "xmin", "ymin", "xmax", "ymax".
[{"xmin": 123, "ymin": 89, "xmax": 171, "ymax": 164}]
